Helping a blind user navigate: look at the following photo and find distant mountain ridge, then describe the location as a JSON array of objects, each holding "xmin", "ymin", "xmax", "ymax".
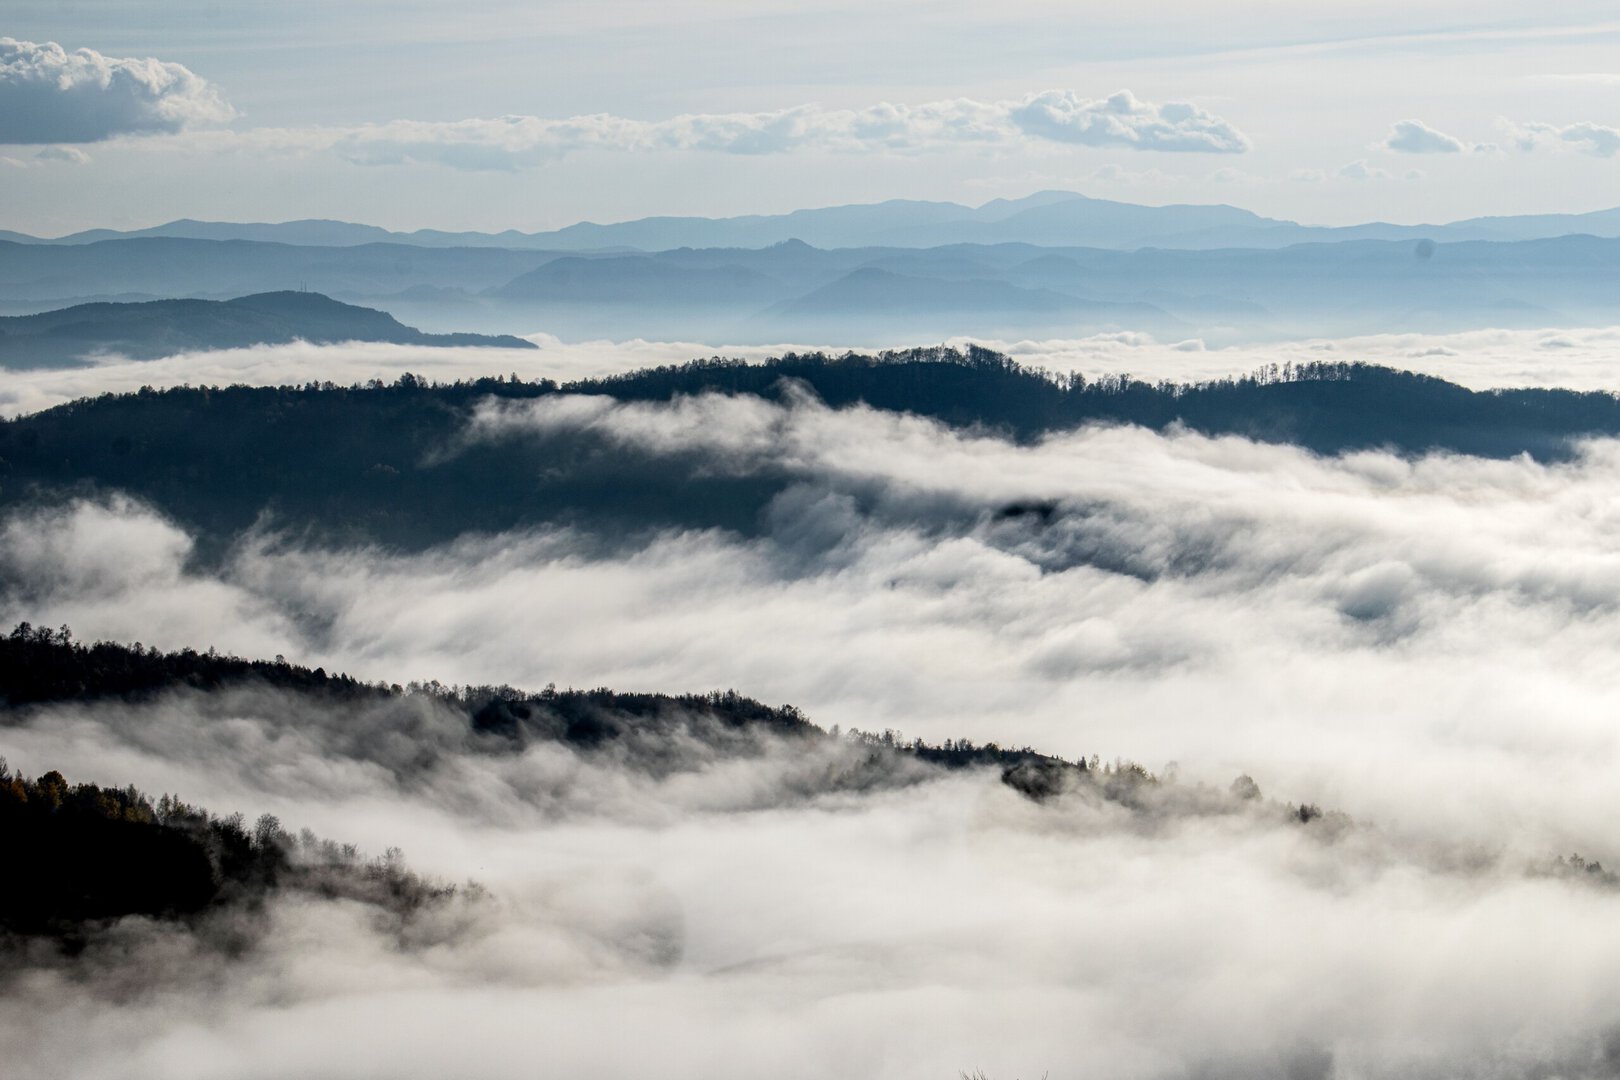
[
  {"xmin": 11, "ymin": 192, "xmax": 1620, "ymax": 253},
  {"xmin": 0, "ymin": 291, "xmax": 536, "ymax": 368},
  {"xmin": 5, "ymin": 232, "xmax": 1620, "ymax": 343}
]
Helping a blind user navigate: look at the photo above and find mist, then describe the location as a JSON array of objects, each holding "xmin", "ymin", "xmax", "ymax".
[
  {"xmin": 7, "ymin": 324, "xmax": 1620, "ymax": 418},
  {"xmin": 9, "ymin": 346, "xmax": 1620, "ymax": 1076},
  {"xmin": 7, "ymin": 681, "xmax": 1620, "ymax": 1080}
]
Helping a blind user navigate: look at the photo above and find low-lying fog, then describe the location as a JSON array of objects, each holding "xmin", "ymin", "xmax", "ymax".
[
  {"xmin": 6, "ymin": 324, "xmax": 1620, "ymax": 418},
  {"xmin": 6, "ymin": 335, "xmax": 1620, "ymax": 1078}
]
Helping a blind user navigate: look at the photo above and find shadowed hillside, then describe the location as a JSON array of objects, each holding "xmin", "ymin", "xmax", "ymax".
[
  {"xmin": 0, "ymin": 291, "xmax": 536, "ymax": 368},
  {"xmin": 3, "ymin": 349, "xmax": 1618, "ymax": 552}
]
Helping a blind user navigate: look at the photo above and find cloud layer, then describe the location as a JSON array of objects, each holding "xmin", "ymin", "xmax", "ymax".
[
  {"xmin": 1506, "ymin": 118, "xmax": 1620, "ymax": 158},
  {"xmin": 10, "ymin": 383, "xmax": 1620, "ymax": 1074},
  {"xmin": 247, "ymin": 89, "xmax": 1251, "ymax": 170},
  {"xmin": 0, "ymin": 37, "xmax": 233, "ymax": 145},
  {"xmin": 9, "ymin": 325, "xmax": 1620, "ymax": 420},
  {"xmin": 11, "ymin": 393, "xmax": 1620, "ymax": 843}
]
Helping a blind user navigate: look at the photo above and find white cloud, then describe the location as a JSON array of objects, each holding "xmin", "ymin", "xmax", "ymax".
[
  {"xmin": 33, "ymin": 145, "xmax": 92, "ymax": 165},
  {"xmin": 1, "ymin": 145, "xmax": 93, "ymax": 169},
  {"xmin": 1006, "ymin": 89, "xmax": 1249, "ymax": 153},
  {"xmin": 1505, "ymin": 118, "xmax": 1620, "ymax": 158},
  {"xmin": 0, "ymin": 37, "xmax": 233, "ymax": 145},
  {"xmin": 1383, "ymin": 118, "xmax": 1466, "ymax": 154},
  {"xmin": 1077, "ymin": 162, "xmax": 1180, "ymax": 186},
  {"xmin": 15, "ymin": 326, "xmax": 1620, "ymax": 421},
  {"xmin": 17, "ymin": 358, "xmax": 1620, "ymax": 1074},
  {"xmin": 1337, "ymin": 158, "xmax": 1392, "ymax": 181},
  {"xmin": 225, "ymin": 89, "xmax": 1249, "ymax": 171},
  {"xmin": 1206, "ymin": 165, "xmax": 1263, "ymax": 183}
]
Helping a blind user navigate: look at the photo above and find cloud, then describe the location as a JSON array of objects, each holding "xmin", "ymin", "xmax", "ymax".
[
  {"xmin": 1383, "ymin": 118, "xmax": 1466, "ymax": 153},
  {"xmin": 1337, "ymin": 158, "xmax": 1393, "ymax": 180},
  {"xmin": 1505, "ymin": 118, "xmax": 1620, "ymax": 158},
  {"xmin": 1005, "ymin": 89, "xmax": 1250, "ymax": 153},
  {"xmin": 11, "ymin": 395, "xmax": 1620, "ymax": 823},
  {"xmin": 0, "ymin": 145, "xmax": 93, "ymax": 169},
  {"xmin": 1206, "ymin": 165, "xmax": 1266, "ymax": 184},
  {"xmin": 33, "ymin": 145, "xmax": 92, "ymax": 165},
  {"xmin": 0, "ymin": 37, "xmax": 233, "ymax": 145},
  {"xmin": 226, "ymin": 89, "xmax": 1248, "ymax": 170},
  {"xmin": 1078, "ymin": 162, "xmax": 1179, "ymax": 185},
  {"xmin": 15, "ymin": 327, "xmax": 1620, "ymax": 422},
  {"xmin": 15, "ymin": 373, "xmax": 1620, "ymax": 1073}
]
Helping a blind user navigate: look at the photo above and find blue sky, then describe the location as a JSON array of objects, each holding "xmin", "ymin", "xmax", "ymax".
[{"xmin": 4, "ymin": 1, "xmax": 1620, "ymax": 233}]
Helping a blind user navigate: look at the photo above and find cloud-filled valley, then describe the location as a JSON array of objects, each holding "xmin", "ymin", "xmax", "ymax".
[
  {"xmin": 8, "ymin": 325, "xmax": 1620, "ymax": 419},
  {"xmin": 12, "ymin": 3, "xmax": 1620, "ymax": 1076},
  {"xmin": 9, "ymin": 336, "xmax": 1620, "ymax": 1075}
]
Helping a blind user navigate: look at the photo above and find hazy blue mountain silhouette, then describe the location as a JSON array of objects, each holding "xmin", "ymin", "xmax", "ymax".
[
  {"xmin": 5, "ymin": 232, "xmax": 1620, "ymax": 342},
  {"xmin": 767, "ymin": 268, "xmax": 1182, "ymax": 336},
  {"xmin": 14, "ymin": 193, "xmax": 1620, "ymax": 252},
  {"xmin": 0, "ymin": 237, "xmax": 557, "ymax": 307},
  {"xmin": 490, "ymin": 255, "xmax": 784, "ymax": 305},
  {"xmin": 0, "ymin": 291, "xmax": 535, "ymax": 367}
]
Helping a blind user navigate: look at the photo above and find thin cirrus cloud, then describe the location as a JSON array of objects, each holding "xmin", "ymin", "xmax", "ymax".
[
  {"xmin": 0, "ymin": 37, "xmax": 234, "ymax": 145},
  {"xmin": 308, "ymin": 89, "xmax": 1251, "ymax": 170}
]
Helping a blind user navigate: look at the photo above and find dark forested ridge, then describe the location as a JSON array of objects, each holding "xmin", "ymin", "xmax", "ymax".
[
  {"xmin": 0, "ymin": 622, "xmax": 827, "ymax": 755},
  {"xmin": 2, "ymin": 349, "xmax": 1617, "ymax": 553},
  {"xmin": 1, "ymin": 624, "xmax": 1534, "ymax": 955},
  {"xmin": 0, "ymin": 622, "xmax": 1041, "ymax": 771},
  {"xmin": 0, "ymin": 625, "xmax": 1086, "ymax": 947},
  {"xmin": 0, "ymin": 291, "xmax": 535, "ymax": 368},
  {"xmin": 1, "ymin": 623, "xmax": 1116, "ymax": 802},
  {"xmin": 570, "ymin": 346, "xmax": 1620, "ymax": 453}
]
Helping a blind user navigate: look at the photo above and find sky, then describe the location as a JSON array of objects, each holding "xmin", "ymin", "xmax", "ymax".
[{"xmin": 3, "ymin": 1, "xmax": 1620, "ymax": 234}]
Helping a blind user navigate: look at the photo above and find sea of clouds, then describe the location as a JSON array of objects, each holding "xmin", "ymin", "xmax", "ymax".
[
  {"xmin": 7, "ymin": 334, "xmax": 1620, "ymax": 1077},
  {"xmin": 7, "ymin": 324, "xmax": 1620, "ymax": 418}
]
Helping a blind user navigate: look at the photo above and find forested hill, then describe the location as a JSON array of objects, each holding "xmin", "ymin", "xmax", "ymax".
[
  {"xmin": 0, "ymin": 623, "xmax": 1072, "ymax": 779},
  {"xmin": 0, "ymin": 625, "xmax": 1274, "ymax": 952},
  {"xmin": 0, "ymin": 622, "xmax": 823, "ymax": 756},
  {"xmin": 3, "ymin": 349, "xmax": 1619, "ymax": 550},
  {"xmin": 571, "ymin": 347, "xmax": 1620, "ymax": 450},
  {"xmin": 0, "ymin": 291, "xmax": 536, "ymax": 368}
]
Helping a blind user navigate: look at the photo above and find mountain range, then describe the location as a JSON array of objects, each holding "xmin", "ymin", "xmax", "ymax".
[
  {"xmin": 6, "ymin": 232, "xmax": 1619, "ymax": 344},
  {"xmin": 9, "ymin": 191, "xmax": 1620, "ymax": 253},
  {"xmin": 5, "ymin": 192, "xmax": 1620, "ymax": 346}
]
